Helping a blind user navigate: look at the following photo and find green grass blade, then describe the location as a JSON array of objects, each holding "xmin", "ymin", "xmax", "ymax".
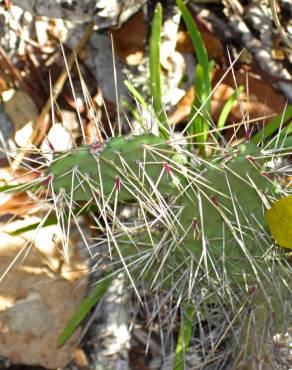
[
  {"xmin": 0, "ymin": 182, "xmax": 40, "ymax": 193},
  {"xmin": 176, "ymin": 0, "xmax": 209, "ymax": 79},
  {"xmin": 265, "ymin": 123, "xmax": 292, "ymax": 150},
  {"xmin": 149, "ymin": 3, "xmax": 169, "ymax": 138},
  {"xmin": 174, "ymin": 305, "xmax": 194, "ymax": 370},
  {"xmin": 188, "ymin": 63, "xmax": 205, "ymax": 150},
  {"xmin": 251, "ymin": 105, "xmax": 292, "ymax": 144},
  {"xmin": 9, "ymin": 215, "xmax": 58, "ymax": 236},
  {"xmin": 124, "ymin": 80, "xmax": 148, "ymax": 111},
  {"xmin": 122, "ymin": 99, "xmax": 145, "ymax": 127},
  {"xmin": 217, "ymin": 85, "xmax": 244, "ymax": 131},
  {"xmin": 177, "ymin": 0, "xmax": 212, "ymax": 152},
  {"xmin": 58, "ymin": 273, "xmax": 113, "ymax": 347}
]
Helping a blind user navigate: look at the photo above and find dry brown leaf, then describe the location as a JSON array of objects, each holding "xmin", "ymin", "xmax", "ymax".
[
  {"xmin": 211, "ymin": 68, "xmax": 287, "ymax": 139},
  {"xmin": 0, "ymin": 218, "xmax": 88, "ymax": 368},
  {"xmin": 0, "ymin": 193, "xmax": 36, "ymax": 216},
  {"xmin": 169, "ymin": 66, "xmax": 286, "ymax": 134},
  {"xmin": 0, "ymin": 167, "xmax": 41, "ymax": 187},
  {"xmin": 111, "ymin": 10, "xmax": 147, "ymax": 65},
  {"xmin": 0, "ymin": 75, "xmax": 8, "ymax": 95},
  {"xmin": 176, "ymin": 30, "xmax": 224, "ymax": 60},
  {"xmin": 72, "ymin": 348, "xmax": 89, "ymax": 368},
  {"xmin": 0, "ymin": 166, "xmax": 46, "ymax": 217},
  {"xmin": 211, "ymin": 82, "xmax": 278, "ymax": 126},
  {"xmin": 212, "ymin": 68, "xmax": 286, "ymax": 114},
  {"xmin": 272, "ymin": 49, "xmax": 285, "ymax": 60},
  {"xmin": 168, "ymin": 86, "xmax": 194, "ymax": 125},
  {"xmin": 14, "ymin": 167, "xmax": 42, "ymax": 183}
]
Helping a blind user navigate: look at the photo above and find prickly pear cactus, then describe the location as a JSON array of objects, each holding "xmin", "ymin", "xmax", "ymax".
[
  {"xmin": 3, "ymin": 132, "xmax": 291, "ymax": 368},
  {"xmin": 47, "ymin": 134, "xmax": 281, "ymax": 287}
]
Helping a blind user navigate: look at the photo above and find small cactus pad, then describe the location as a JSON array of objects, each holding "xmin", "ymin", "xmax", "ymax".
[
  {"xmin": 180, "ymin": 144, "xmax": 276, "ymax": 282},
  {"xmin": 48, "ymin": 134, "xmax": 179, "ymax": 202}
]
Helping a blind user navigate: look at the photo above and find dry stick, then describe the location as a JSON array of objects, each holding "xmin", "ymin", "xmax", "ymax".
[{"xmin": 14, "ymin": 21, "xmax": 94, "ymax": 166}]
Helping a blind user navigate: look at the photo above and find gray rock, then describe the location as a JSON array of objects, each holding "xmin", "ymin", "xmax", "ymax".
[{"xmin": 11, "ymin": 0, "xmax": 148, "ymax": 28}]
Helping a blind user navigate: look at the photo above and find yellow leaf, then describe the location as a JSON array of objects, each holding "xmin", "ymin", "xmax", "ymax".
[{"xmin": 266, "ymin": 195, "xmax": 292, "ymax": 249}]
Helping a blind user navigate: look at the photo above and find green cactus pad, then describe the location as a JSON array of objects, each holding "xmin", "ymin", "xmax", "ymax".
[
  {"xmin": 48, "ymin": 134, "xmax": 180, "ymax": 202},
  {"xmin": 180, "ymin": 144, "xmax": 275, "ymax": 282}
]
